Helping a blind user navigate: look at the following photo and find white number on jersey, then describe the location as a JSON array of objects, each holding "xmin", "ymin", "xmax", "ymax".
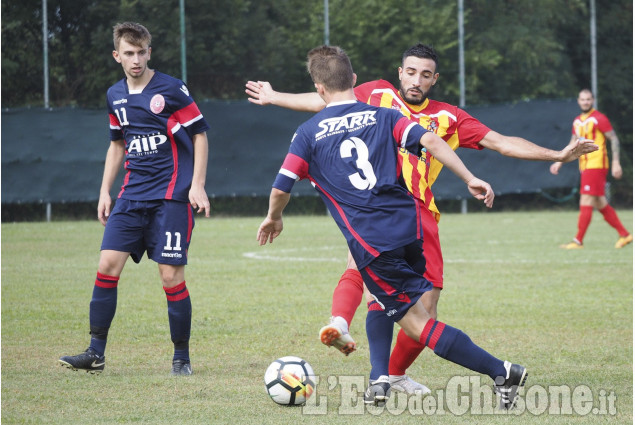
[
  {"xmin": 340, "ymin": 137, "xmax": 377, "ymax": 190},
  {"xmin": 114, "ymin": 107, "xmax": 130, "ymax": 126}
]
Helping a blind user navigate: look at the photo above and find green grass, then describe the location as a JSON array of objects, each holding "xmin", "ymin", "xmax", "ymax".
[{"xmin": 2, "ymin": 210, "xmax": 632, "ymax": 424}]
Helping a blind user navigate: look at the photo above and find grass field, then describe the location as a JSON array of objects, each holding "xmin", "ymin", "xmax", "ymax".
[{"xmin": 2, "ymin": 210, "xmax": 632, "ymax": 424}]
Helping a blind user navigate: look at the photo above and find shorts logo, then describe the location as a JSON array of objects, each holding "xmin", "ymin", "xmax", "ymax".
[
  {"xmin": 150, "ymin": 94, "xmax": 165, "ymax": 114},
  {"xmin": 396, "ymin": 293, "xmax": 411, "ymax": 303}
]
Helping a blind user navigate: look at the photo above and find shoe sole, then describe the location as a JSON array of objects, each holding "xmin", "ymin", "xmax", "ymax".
[
  {"xmin": 58, "ymin": 360, "xmax": 103, "ymax": 375},
  {"xmin": 364, "ymin": 396, "xmax": 389, "ymax": 406},
  {"xmin": 560, "ymin": 244, "xmax": 583, "ymax": 249},
  {"xmin": 319, "ymin": 325, "xmax": 356, "ymax": 356},
  {"xmin": 391, "ymin": 384, "xmax": 431, "ymax": 395}
]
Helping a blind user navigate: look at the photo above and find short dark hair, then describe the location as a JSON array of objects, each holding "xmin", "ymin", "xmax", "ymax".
[
  {"xmin": 306, "ymin": 45, "xmax": 355, "ymax": 92},
  {"xmin": 579, "ymin": 88, "xmax": 594, "ymax": 98},
  {"xmin": 113, "ymin": 22, "xmax": 152, "ymax": 50},
  {"xmin": 402, "ymin": 43, "xmax": 438, "ymax": 72}
]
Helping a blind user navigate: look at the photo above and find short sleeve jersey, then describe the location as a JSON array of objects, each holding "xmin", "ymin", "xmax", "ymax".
[
  {"xmin": 107, "ymin": 71, "xmax": 210, "ymax": 202},
  {"xmin": 354, "ymin": 80, "xmax": 490, "ymax": 221},
  {"xmin": 572, "ymin": 109, "xmax": 612, "ymax": 171},
  {"xmin": 272, "ymin": 100, "xmax": 428, "ymax": 269}
]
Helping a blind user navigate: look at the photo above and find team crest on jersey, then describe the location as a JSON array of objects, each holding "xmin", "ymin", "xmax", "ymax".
[
  {"xmin": 425, "ymin": 118, "xmax": 438, "ymax": 132},
  {"xmin": 150, "ymin": 94, "xmax": 165, "ymax": 114}
]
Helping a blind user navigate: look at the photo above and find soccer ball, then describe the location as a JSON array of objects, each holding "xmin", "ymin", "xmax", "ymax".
[{"xmin": 264, "ymin": 356, "xmax": 315, "ymax": 405}]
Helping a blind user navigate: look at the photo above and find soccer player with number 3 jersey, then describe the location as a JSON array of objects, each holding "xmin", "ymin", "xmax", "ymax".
[
  {"xmin": 550, "ymin": 89, "xmax": 632, "ymax": 249},
  {"xmin": 257, "ymin": 45, "xmax": 527, "ymax": 410},
  {"xmin": 246, "ymin": 43, "xmax": 597, "ymax": 402},
  {"xmin": 59, "ymin": 22, "xmax": 210, "ymax": 376}
]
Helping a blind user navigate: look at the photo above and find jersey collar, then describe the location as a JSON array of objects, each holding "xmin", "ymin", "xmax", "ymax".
[{"xmin": 326, "ymin": 100, "xmax": 357, "ymax": 108}]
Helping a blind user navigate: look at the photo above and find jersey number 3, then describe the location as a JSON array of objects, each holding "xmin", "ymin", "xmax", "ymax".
[{"xmin": 340, "ymin": 137, "xmax": 377, "ymax": 190}]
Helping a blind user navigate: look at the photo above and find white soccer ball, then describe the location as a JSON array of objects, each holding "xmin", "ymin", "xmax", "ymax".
[{"xmin": 264, "ymin": 356, "xmax": 315, "ymax": 405}]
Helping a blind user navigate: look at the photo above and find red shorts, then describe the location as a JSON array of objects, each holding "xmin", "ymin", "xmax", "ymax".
[
  {"xmin": 419, "ymin": 203, "xmax": 444, "ymax": 289},
  {"xmin": 580, "ymin": 168, "xmax": 608, "ymax": 196}
]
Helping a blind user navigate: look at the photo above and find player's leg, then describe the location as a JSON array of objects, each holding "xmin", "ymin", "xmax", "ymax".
[
  {"xmin": 397, "ymin": 297, "xmax": 527, "ymax": 409},
  {"xmin": 365, "ymin": 243, "xmax": 527, "ymax": 410},
  {"xmin": 595, "ymin": 195, "xmax": 633, "ymax": 247},
  {"xmin": 148, "ymin": 200, "xmax": 195, "ymax": 375},
  {"xmin": 562, "ymin": 170, "xmax": 600, "ymax": 249},
  {"xmin": 89, "ymin": 250, "xmax": 129, "ymax": 357},
  {"xmin": 389, "ymin": 208, "xmax": 442, "ymax": 393},
  {"xmin": 159, "ymin": 264, "xmax": 192, "ymax": 375},
  {"xmin": 364, "ymin": 286, "xmax": 392, "ymax": 380},
  {"xmin": 319, "ymin": 250, "xmax": 360, "ymax": 355},
  {"xmin": 59, "ymin": 199, "xmax": 141, "ymax": 374}
]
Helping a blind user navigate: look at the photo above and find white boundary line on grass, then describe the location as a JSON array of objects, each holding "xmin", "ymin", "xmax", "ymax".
[
  {"xmin": 243, "ymin": 246, "xmax": 344, "ymax": 262},
  {"xmin": 243, "ymin": 249, "xmax": 632, "ymax": 265},
  {"xmin": 445, "ymin": 257, "xmax": 633, "ymax": 265}
]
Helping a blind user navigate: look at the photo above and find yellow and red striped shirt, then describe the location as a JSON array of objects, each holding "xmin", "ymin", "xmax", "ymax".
[
  {"xmin": 354, "ymin": 80, "xmax": 490, "ymax": 222},
  {"xmin": 572, "ymin": 109, "xmax": 612, "ymax": 171}
]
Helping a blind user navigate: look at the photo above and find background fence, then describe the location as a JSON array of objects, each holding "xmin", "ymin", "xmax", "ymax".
[{"xmin": 2, "ymin": 98, "xmax": 583, "ymax": 207}]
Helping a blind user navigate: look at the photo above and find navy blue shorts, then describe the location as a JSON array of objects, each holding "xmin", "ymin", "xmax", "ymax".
[
  {"xmin": 359, "ymin": 240, "xmax": 432, "ymax": 322},
  {"xmin": 101, "ymin": 199, "xmax": 194, "ymax": 265}
]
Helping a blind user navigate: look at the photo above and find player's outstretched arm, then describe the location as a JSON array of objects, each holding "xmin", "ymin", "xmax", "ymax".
[
  {"xmin": 420, "ymin": 132, "xmax": 494, "ymax": 208},
  {"xmin": 257, "ymin": 188, "xmax": 291, "ymax": 245},
  {"xmin": 98, "ymin": 140, "xmax": 125, "ymax": 226},
  {"xmin": 479, "ymin": 131, "xmax": 597, "ymax": 162},
  {"xmin": 245, "ymin": 80, "xmax": 326, "ymax": 112},
  {"xmin": 189, "ymin": 132, "xmax": 211, "ymax": 217}
]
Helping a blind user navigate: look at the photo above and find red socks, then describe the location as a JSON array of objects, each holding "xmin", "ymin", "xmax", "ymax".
[
  {"xmin": 575, "ymin": 205, "xmax": 593, "ymax": 243},
  {"xmin": 599, "ymin": 205, "xmax": 629, "ymax": 236},
  {"xmin": 331, "ymin": 269, "xmax": 364, "ymax": 326},
  {"xmin": 389, "ymin": 328, "xmax": 425, "ymax": 375}
]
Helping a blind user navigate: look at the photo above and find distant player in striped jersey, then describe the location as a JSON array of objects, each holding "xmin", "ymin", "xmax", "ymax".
[
  {"xmin": 550, "ymin": 89, "xmax": 632, "ymax": 249},
  {"xmin": 257, "ymin": 44, "xmax": 527, "ymax": 410},
  {"xmin": 59, "ymin": 22, "xmax": 210, "ymax": 376},
  {"xmin": 246, "ymin": 43, "xmax": 596, "ymax": 401}
]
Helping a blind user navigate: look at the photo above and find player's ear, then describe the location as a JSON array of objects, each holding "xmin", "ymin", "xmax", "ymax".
[
  {"xmin": 112, "ymin": 50, "xmax": 121, "ymax": 63},
  {"xmin": 398, "ymin": 67, "xmax": 403, "ymax": 81},
  {"xmin": 352, "ymin": 73, "xmax": 357, "ymax": 87},
  {"xmin": 147, "ymin": 46, "xmax": 152, "ymax": 60}
]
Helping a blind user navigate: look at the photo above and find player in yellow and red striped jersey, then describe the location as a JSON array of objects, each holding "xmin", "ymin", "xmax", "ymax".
[
  {"xmin": 550, "ymin": 89, "xmax": 632, "ymax": 249},
  {"xmin": 246, "ymin": 43, "xmax": 597, "ymax": 402}
]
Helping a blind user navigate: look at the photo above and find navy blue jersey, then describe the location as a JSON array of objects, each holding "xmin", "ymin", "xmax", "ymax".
[
  {"xmin": 273, "ymin": 100, "xmax": 428, "ymax": 269},
  {"xmin": 107, "ymin": 71, "xmax": 210, "ymax": 202}
]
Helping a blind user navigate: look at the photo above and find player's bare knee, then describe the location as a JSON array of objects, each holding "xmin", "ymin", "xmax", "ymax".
[{"xmin": 159, "ymin": 264, "xmax": 185, "ymax": 287}]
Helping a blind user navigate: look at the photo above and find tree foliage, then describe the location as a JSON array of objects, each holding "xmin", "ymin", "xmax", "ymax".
[{"xmin": 2, "ymin": 0, "xmax": 632, "ymax": 146}]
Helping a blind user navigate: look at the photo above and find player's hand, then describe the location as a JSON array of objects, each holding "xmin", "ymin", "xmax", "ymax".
[
  {"xmin": 189, "ymin": 186, "xmax": 211, "ymax": 217},
  {"xmin": 257, "ymin": 217, "xmax": 283, "ymax": 245},
  {"xmin": 549, "ymin": 162, "xmax": 562, "ymax": 175},
  {"xmin": 559, "ymin": 138, "xmax": 598, "ymax": 162},
  {"xmin": 245, "ymin": 81, "xmax": 275, "ymax": 106},
  {"xmin": 97, "ymin": 193, "xmax": 112, "ymax": 226},
  {"xmin": 612, "ymin": 160, "xmax": 623, "ymax": 179},
  {"xmin": 466, "ymin": 177, "xmax": 494, "ymax": 208}
]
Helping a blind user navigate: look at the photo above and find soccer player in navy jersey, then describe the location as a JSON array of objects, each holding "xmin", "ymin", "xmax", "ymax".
[
  {"xmin": 59, "ymin": 22, "xmax": 210, "ymax": 376},
  {"xmin": 257, "ymin": 45, "xmax": 528, "ymax": 409},
  {"xmin": 247, "ymin": 43, "xmax": 596, "ymax": 402}
]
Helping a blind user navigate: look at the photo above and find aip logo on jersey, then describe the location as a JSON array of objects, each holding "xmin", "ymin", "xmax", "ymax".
[
  {"xmin": 150, "ymin": 94, "xmax": 165, "ymax": 114},
  {"xmin": 127, "ymin": 132, "xmax": 168, "ymax": 157}
]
